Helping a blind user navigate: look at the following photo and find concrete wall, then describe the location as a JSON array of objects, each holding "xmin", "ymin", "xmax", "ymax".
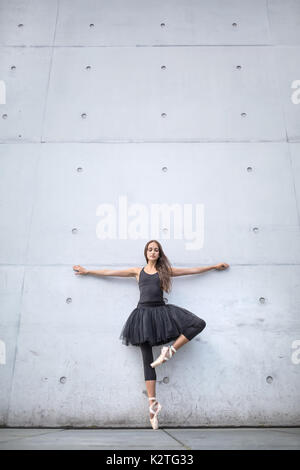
[{"xmin": 0, "ymin": 0, "xmax": 300, "ymax": 427}]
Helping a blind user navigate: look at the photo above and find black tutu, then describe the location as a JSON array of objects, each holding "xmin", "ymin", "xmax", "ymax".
[{"xmin": 119, "ymin": 300, "xmax": 206, "ymax": 347}]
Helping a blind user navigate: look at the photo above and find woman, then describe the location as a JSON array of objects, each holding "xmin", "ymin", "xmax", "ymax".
[{"xmin": 73, "ymin": 240, "xmax": 229, "ymax": 430}]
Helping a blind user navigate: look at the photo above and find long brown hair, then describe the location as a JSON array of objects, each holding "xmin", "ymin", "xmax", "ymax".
[{"xmin": 143, "ymin": 240, "xmax": 173, "ymax": 293}]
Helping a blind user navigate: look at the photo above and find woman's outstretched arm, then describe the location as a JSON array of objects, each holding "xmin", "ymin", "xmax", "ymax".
[
  {"xmin": 73, "ymin": 265, "xmax": 139, "ymax": 277},
  {"xmin": 171, "ymin": 263, "xmax": 229, "ymax": 277}
]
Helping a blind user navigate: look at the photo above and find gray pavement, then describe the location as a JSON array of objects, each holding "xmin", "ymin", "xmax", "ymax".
[{"xmin": 0, "ymin": 427, "xmax": 299, "ymax": 450}]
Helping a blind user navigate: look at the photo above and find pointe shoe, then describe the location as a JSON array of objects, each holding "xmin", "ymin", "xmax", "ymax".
[
  {"xmin": 148, "ymin": 397, "xmax": 162, "ymax": 430},
  {"xmin": 150, "ymin": 345, "xmax": 177, "ymax": 368}
]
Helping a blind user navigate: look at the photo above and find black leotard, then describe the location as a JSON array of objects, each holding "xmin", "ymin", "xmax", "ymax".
[{"xmin": 138, "ymin": 267, "xmax": 164, "ymax": 304}]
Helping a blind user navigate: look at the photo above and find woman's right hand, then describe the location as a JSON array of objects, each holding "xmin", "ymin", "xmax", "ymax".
[
  {"xmin": 73, "ymin": 265, "xmax": 88, "ymax": 275},
  {"xmin": 215, "ymin": 263, "xmax": 229, "ymax": 271}
]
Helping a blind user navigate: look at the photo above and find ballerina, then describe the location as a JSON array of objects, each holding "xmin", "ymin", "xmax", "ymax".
[{"xmin": 73, "ymin": 239, "xmax": 229, "ymax": 429}]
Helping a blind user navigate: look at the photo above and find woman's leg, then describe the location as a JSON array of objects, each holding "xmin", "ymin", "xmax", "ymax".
[
  {"xmin": 140, "ymin": 342, "xmax": 158, "ymax": 418},
  {"xmin": 172, "ymin": 333, "xmax": 189, "ymax": 350},
  {"xmin": 140, "ymin": 342, "xmax": 157, "ymax": 381},
  {"xmin": 171, "ymin": 319, "xmax": 207, "ymax": 352}
]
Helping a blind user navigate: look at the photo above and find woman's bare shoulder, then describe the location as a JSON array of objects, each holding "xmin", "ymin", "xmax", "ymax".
[{"xmin": 135, "ymin": 267, "xmax": 143, "ymax": 283}]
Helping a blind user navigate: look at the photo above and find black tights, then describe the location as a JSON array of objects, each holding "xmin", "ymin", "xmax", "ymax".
[
  {"xmin": 140, "ymin": 342, "xmax": 157, "ymax": 381},
  {"xmin": 140, "ymin": 319, "xmax": 206, "ymax": 381}
]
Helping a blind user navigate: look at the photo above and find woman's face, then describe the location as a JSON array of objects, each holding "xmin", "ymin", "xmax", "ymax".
[{"xmin": 147, "ymin": 243, "xmax": 159, "ymax": 261}]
